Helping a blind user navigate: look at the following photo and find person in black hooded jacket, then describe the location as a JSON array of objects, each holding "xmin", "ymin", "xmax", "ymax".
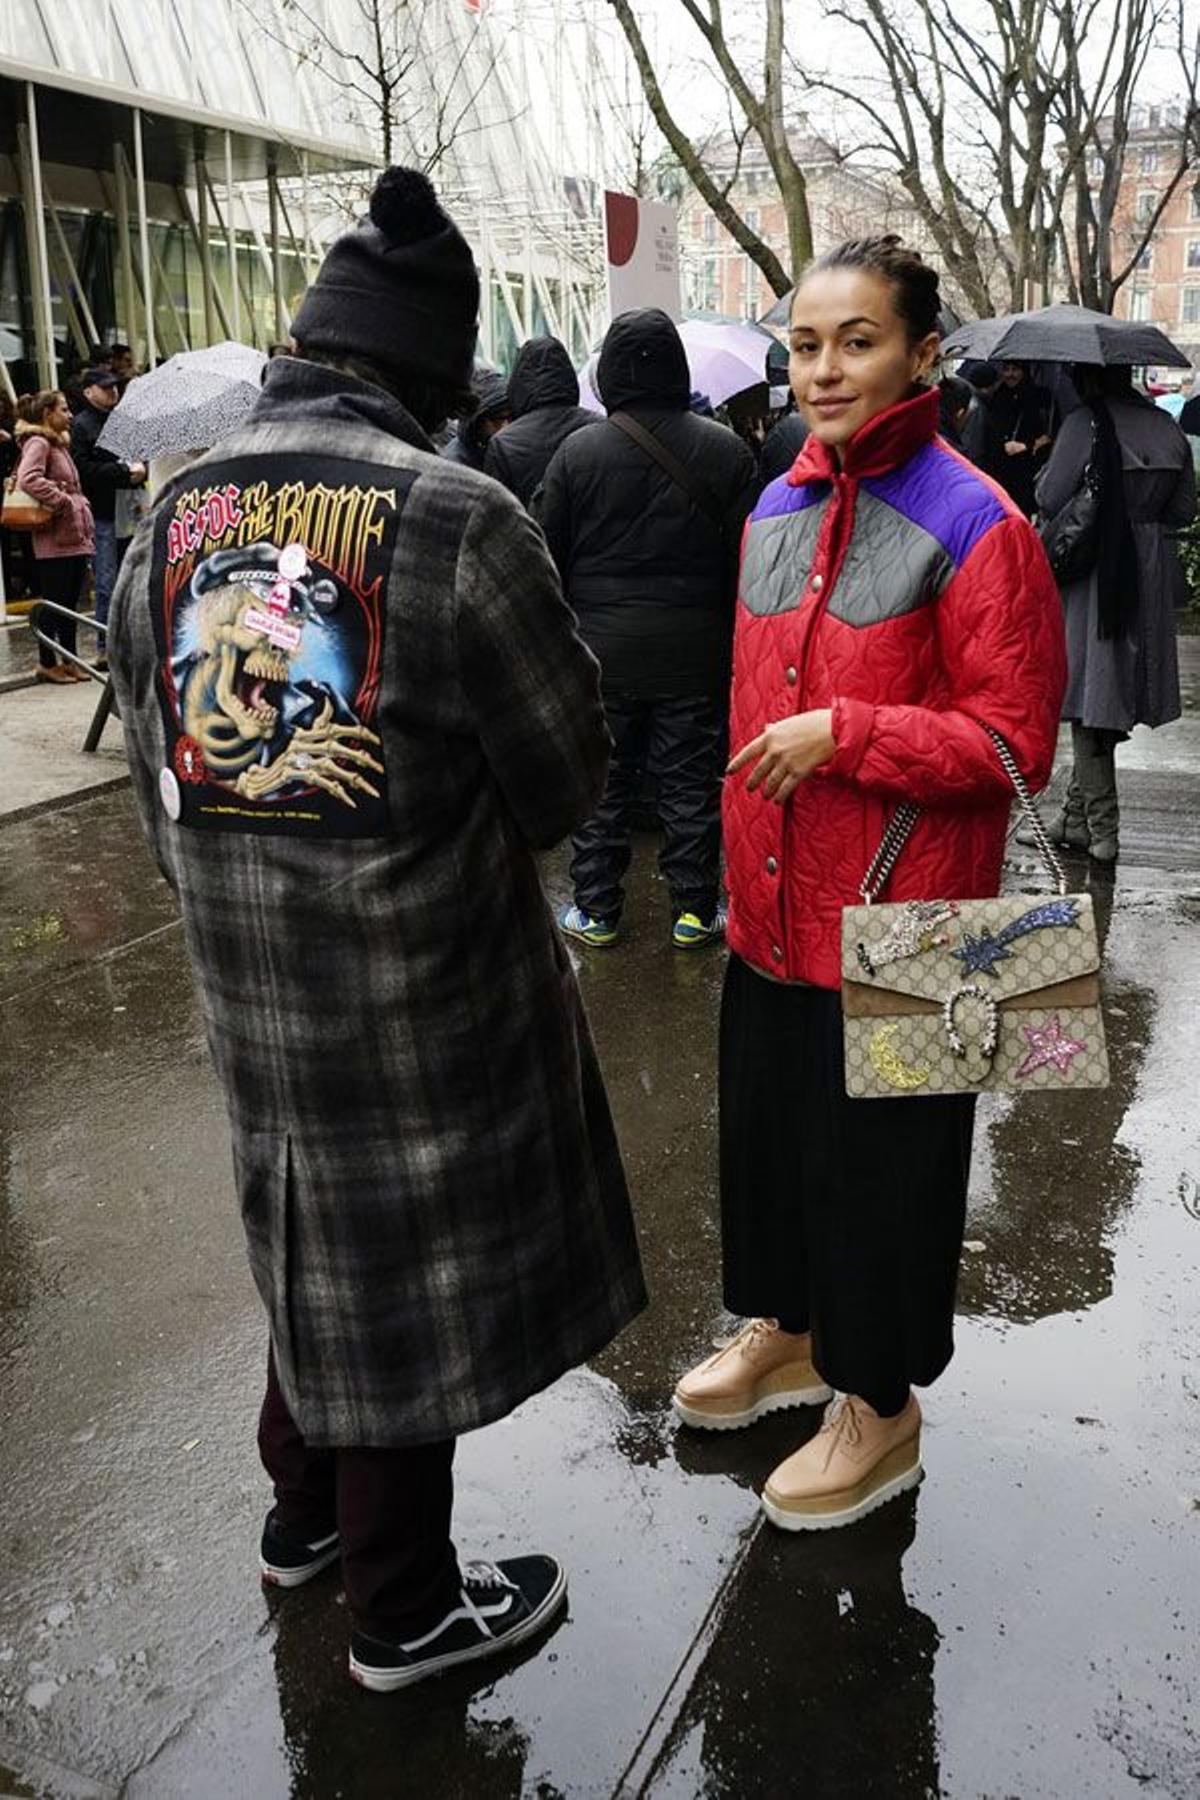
[
  {"xmin": 483, "ymin": 337, "xmax": 597, "ymax": 505},
  {"xmin": 441, "ymin": 370, "xmax": 510, "ymax": 470},
  {"xmin": 537, "ymin": 307, "xmax": 759, "ymax": 951}
]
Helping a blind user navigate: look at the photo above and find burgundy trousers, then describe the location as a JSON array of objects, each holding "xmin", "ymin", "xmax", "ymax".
[{"xmin": 258, "ymin": 1342, "xmax": 461, "ymax": 1640}]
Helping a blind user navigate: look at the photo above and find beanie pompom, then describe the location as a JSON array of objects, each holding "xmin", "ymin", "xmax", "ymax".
[{"xmin": 369, "ymin": 167, "xmax": 448, "ymax": 246}]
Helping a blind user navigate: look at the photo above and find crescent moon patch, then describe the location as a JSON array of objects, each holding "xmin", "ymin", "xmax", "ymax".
[{"xmin": 867, "ymin": 1023, "xmax": 931, "ymax": 1091}]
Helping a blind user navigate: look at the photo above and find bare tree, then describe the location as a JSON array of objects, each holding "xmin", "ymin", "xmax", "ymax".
[
  {"xmin": 805, "ymin": 0, "xmax": 1200, "ymax": 315},
  {"xmin": 605, "ymin": 0, "xmax": 813, "ymax": 296},
  {"xmin": 1056, "ymin": 2, "xmax": 1200, "ymax": 308},
  {"xmin": 255, "ymin": 0, "xmax": 522, "ymax": 174}
]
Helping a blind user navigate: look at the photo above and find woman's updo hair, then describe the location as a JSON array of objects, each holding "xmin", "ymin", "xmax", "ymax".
[
  {"xmin": 799, "ymin": 235, "xmax": 941, "ymax": 346},
  {"xmin": 24, "ymin": 389, "xmax": 66, "ymax": 427}
]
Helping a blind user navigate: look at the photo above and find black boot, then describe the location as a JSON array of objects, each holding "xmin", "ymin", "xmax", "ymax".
[
  {"xmin": 1015, "ymin": 770, "xmax": 1089, "ymax": 851},
  {"xmin": 1072, "ymin": 724, "xmax": 1119, "ymax": 864}
]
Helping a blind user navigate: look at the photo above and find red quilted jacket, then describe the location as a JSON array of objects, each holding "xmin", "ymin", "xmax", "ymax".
[{"xmin": 724, "ymin": 387, "xmax": 1067, "ymax": 990}]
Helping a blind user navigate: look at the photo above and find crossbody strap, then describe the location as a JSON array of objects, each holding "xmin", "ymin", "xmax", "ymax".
[
  {"xmin": 858, "ymin": 724, "xmax": 1067, "ymax": 903},
  {"xmin": 608, "ymin": 410, "xmax": 725, "ymax": 538}
]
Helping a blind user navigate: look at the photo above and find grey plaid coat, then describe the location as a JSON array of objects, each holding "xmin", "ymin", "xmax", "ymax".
[{"xmin": 108, "ymin": 358, "xmax": 646, "ymax": 1447}]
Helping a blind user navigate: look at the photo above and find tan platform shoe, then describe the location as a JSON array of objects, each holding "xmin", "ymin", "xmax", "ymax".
[
  {"xmin": 672, "ymin": 1318, "xmax": 833, "ymax": 1430},
  {"xmin": 761, "ymin": 1393, "xmax": 922, "ymax": 1531}
]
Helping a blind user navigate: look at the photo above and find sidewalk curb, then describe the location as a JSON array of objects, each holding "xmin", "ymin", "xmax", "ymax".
[{"xmin": 0, "ymin": 773, "xmax": 131, "ymax": 830}]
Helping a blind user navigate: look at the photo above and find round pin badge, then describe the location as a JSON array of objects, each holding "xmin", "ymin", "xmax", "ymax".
[
  {"xmin": 278, "ymin": 542, "xmax": 308, "ymax": 580},
  {"xmin": 159, "ymin": 765, "xmax": 182, "ymax": 821}
]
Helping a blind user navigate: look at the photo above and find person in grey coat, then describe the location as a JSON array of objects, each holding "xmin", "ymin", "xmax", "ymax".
[
  {"xmin": 1032, "ymin": 365, "xmax": 1196, "ymax": 862},
  {"xmin": 107, "ymin": 166, "xmax": 645, "ymax": 1694}
]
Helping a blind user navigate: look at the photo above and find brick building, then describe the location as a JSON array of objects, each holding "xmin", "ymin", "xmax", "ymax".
[
  {"xmin": 1106, "ymin": 103, "xmax": 1200, "ymax": 371},
  {"xmin": 679, "ymin": 130, "xmax": 920, "ymax": 323}
]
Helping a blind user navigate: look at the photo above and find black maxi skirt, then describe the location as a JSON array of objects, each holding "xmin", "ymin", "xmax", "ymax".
[{"xmin": 719, "ymin": 954, "xmax": 976, "ymax": 1410}]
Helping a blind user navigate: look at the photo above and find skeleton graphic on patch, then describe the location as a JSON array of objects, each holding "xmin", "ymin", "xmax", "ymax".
[
  {"xmin": 171, "ymin": 540, "xmax": 382, "ymax": 812},
  {"xmin": 151, "ymin": 456, "xmax": 403, "ymax": 836}
]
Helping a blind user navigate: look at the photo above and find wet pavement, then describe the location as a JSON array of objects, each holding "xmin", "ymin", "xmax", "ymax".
[
  {"xmin": 0, "ymin": 619, "xmax": 39, "ymax": 694},
  {"xmin": 1, "ymin": 644, "xmax": 1199, "ymax": 1798}
]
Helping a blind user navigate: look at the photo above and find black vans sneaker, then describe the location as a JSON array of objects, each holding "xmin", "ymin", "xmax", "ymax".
[
  {"xmin": 259, "ymin": 1509, "xmax": 340, "ymax": 1588},
  {"xmin": 349, "ymin": 1555, "xmax": 567, "ymax": 1692}
]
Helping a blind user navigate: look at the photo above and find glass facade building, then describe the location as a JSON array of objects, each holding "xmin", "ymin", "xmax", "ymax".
[{"xmin": 0, "ymin": 0, "xmax": 617, "ymax": 390}]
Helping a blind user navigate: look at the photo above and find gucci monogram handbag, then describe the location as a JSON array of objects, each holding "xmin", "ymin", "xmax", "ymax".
[{"xmin": 841, "ymin": 727, "xmax": 1109, "ymax": 1099}]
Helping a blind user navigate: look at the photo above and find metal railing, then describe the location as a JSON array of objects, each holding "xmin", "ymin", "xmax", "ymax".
[{"xmin": 28, "ymin": 601, "xmax": 119, "ymax": 753}]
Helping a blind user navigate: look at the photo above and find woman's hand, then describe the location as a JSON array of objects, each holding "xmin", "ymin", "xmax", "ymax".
[
  {"xmin": 1003, "ymin": 439, "xmax": 1027, "ymax": 457},
  {"xmin": 727, "ymin": 710, "xmax": 835, "ymax": 804}
]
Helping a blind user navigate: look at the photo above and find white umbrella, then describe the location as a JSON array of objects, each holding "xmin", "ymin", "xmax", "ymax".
[
  {"xmin": 97, "ymin": 341, "xmax": 267, "ymax": 459},
  {"xmin": 577, "ymin": 317, "xmax": 771, "ymax": 414},
  {"xmin": 676, "ymin": 318, "xmax": 771, "ymax": 406}
]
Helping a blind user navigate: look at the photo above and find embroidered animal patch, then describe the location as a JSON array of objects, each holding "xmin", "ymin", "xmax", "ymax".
[{"xmin": 149, "ymin": 454, "xmax": 411, "ymax": 836}]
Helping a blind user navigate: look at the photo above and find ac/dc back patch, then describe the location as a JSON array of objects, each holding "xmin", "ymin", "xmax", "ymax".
[{"xmin": 149, "ymin": 454, "xmax": 412, "ymax": 837}]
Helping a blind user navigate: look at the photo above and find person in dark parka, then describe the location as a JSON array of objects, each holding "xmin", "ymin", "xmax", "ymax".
[
  {"xmin": 987, "ymin": 361, "xmax": 1053, "ymax": 516},
  {"xmin": 959, "ymin": 362, "xmax": 1008, "ymax": 479},
  {"xmin": 537, "ymin": 307, "xmax": 759, "ymax": 949},
  {"xmin": 440, "ymin": 370, "xmax": 510, "ymax": 470},
  {"xmin": 483, "ymin": 336, "xmax": 597, "ymax": 505},
  {"xmin": 758, "ymin": 407, "xmax": 808, "ymax": 486},
  {"xmin": 107, "ymin": 166, "xmax": 645, "ymax": 1696}
]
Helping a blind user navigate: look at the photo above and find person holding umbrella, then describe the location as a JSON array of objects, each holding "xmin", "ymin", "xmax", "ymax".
[
  {"xmin": 988, "ymin": 362, "xmax": 1053, "ymax": 516},
  {"xmin": 1029, "ymin": 365, "xmax": 1195, "ymax": 863},
  {"xmin": 69, "ymin": 366, "xmax": 147, "ymax": 654}
]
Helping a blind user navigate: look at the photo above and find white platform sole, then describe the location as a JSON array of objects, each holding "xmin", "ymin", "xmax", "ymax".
[
  {"xmin": 349, "ymin": 1566, "xmax": 568, "ymax": 1693},
  {"xmin": 761, "ymin": 1457, "xmax": 923, "ymax": 1532},
  {"xmin": 672, "ymin": 1381, "xmax": 834, "ymax": 1431}
]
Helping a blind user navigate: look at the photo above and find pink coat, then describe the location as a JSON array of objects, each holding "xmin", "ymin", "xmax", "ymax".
[{"xmin": 14, "ymin": 422, "xmax": 95, "ymax": 560}]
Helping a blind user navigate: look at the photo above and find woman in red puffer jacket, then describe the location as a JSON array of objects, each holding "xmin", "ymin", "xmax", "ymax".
[
  {"xmin": 672, "ymin": 237, "xmax": 1066, "ymax": 1530},
  {"xmin": 15, "ymin": 389, "xmax": 95, "ymax": 683}
]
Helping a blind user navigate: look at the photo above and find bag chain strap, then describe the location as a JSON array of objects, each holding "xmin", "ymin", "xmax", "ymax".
[
  {"xmin": 982, "ymin": 725, "xmax": 1068, "ymax": 896},
  {"xmin": 858, "ymin": 725, "xmax": 1068, "ymax": 904},
  {"xmin": 859, "ymin": 802, "xmax": 921, "ymax": 905}
]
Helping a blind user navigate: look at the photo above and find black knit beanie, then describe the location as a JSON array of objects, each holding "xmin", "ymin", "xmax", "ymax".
[{"xmin": 291, "ymin": 167, "xmax": 480, "ymax": 389}]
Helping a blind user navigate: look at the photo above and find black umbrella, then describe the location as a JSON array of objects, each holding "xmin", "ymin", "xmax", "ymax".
[{"xmin": 942, "ymin": 303, "xmax": 1190, "ymax": 369}]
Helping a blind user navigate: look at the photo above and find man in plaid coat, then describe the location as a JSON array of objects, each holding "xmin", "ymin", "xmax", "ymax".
[{"xmin": 108, "ymin": 167, "xmax": 646, "ymax": 1693}]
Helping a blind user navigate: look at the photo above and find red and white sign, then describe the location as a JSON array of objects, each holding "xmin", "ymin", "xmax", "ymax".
[{"xmin": 604, "ymin": 192, "xmax": 681, "ymax": 322}]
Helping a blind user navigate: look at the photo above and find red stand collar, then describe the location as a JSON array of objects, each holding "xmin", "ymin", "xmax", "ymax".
[{"xmin": 788, "ymin": 386, "xmax": 940, "ymax": 486}]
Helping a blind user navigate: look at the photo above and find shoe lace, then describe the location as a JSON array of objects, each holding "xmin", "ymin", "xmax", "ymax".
[
  {"xmin": 710, "ymin": 1316, "xmax": 779, "ymax": 1356},
  {"xmin": 459, "ymin": 1560, "xmax": 519, "ymax": 1640},
  {"xmin": 462, "ymin": 1559, "xmax": 517, "ymax": 1593},
  {"xmin": 815, "ymin": 1395, "xmax": 863, "ymax": 1470}
]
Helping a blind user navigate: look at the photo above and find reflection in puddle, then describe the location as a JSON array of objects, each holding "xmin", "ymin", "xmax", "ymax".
[
  {"xmin": 266, "ymin": 1578, "xmax": 552, "ymax": 1800},
  {"xmin": 959, "ymin": 878, "xmax": 1152, "ymax": 1324},
  {"xmin": 648, "ymin": 1497, "xmax": 939, "ymax": 1798}
]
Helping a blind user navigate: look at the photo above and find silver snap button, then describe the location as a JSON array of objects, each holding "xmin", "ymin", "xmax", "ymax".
[
  {"xmin": 785, "ymin": 666, "xmax": 797, "ymax": 685},
  {"xmin": 766, "ymin": 856, "xmax": 778, "ymax": 875},
  {"xmin": 158, "ymin": 767, "xmax": 182, "ymax": 821},
  {"xmin": 771, "ymin": 944, "xmax": 783, "ymax": 962},
  {"xmin": 811, "ymin": 573, "xmax": 824, "ymax": 591}
]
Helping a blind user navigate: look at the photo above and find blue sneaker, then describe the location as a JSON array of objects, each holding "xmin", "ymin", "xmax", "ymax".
[
  {"xmin": 672, "ymin": 905, "xmax": 728, "ymax": 950},
  {"xmin": 558, "ymin": 904, "xmax": 619, "ymax": 948}
]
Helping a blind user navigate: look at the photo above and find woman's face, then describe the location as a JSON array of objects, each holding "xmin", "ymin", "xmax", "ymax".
[
  {"xmin": 46, "ymin": 394, "xmax": 70, "ymax": 435},
  {"xmin": 788, "ymin": 267, "xmax": 939, "ymax": 457}
]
